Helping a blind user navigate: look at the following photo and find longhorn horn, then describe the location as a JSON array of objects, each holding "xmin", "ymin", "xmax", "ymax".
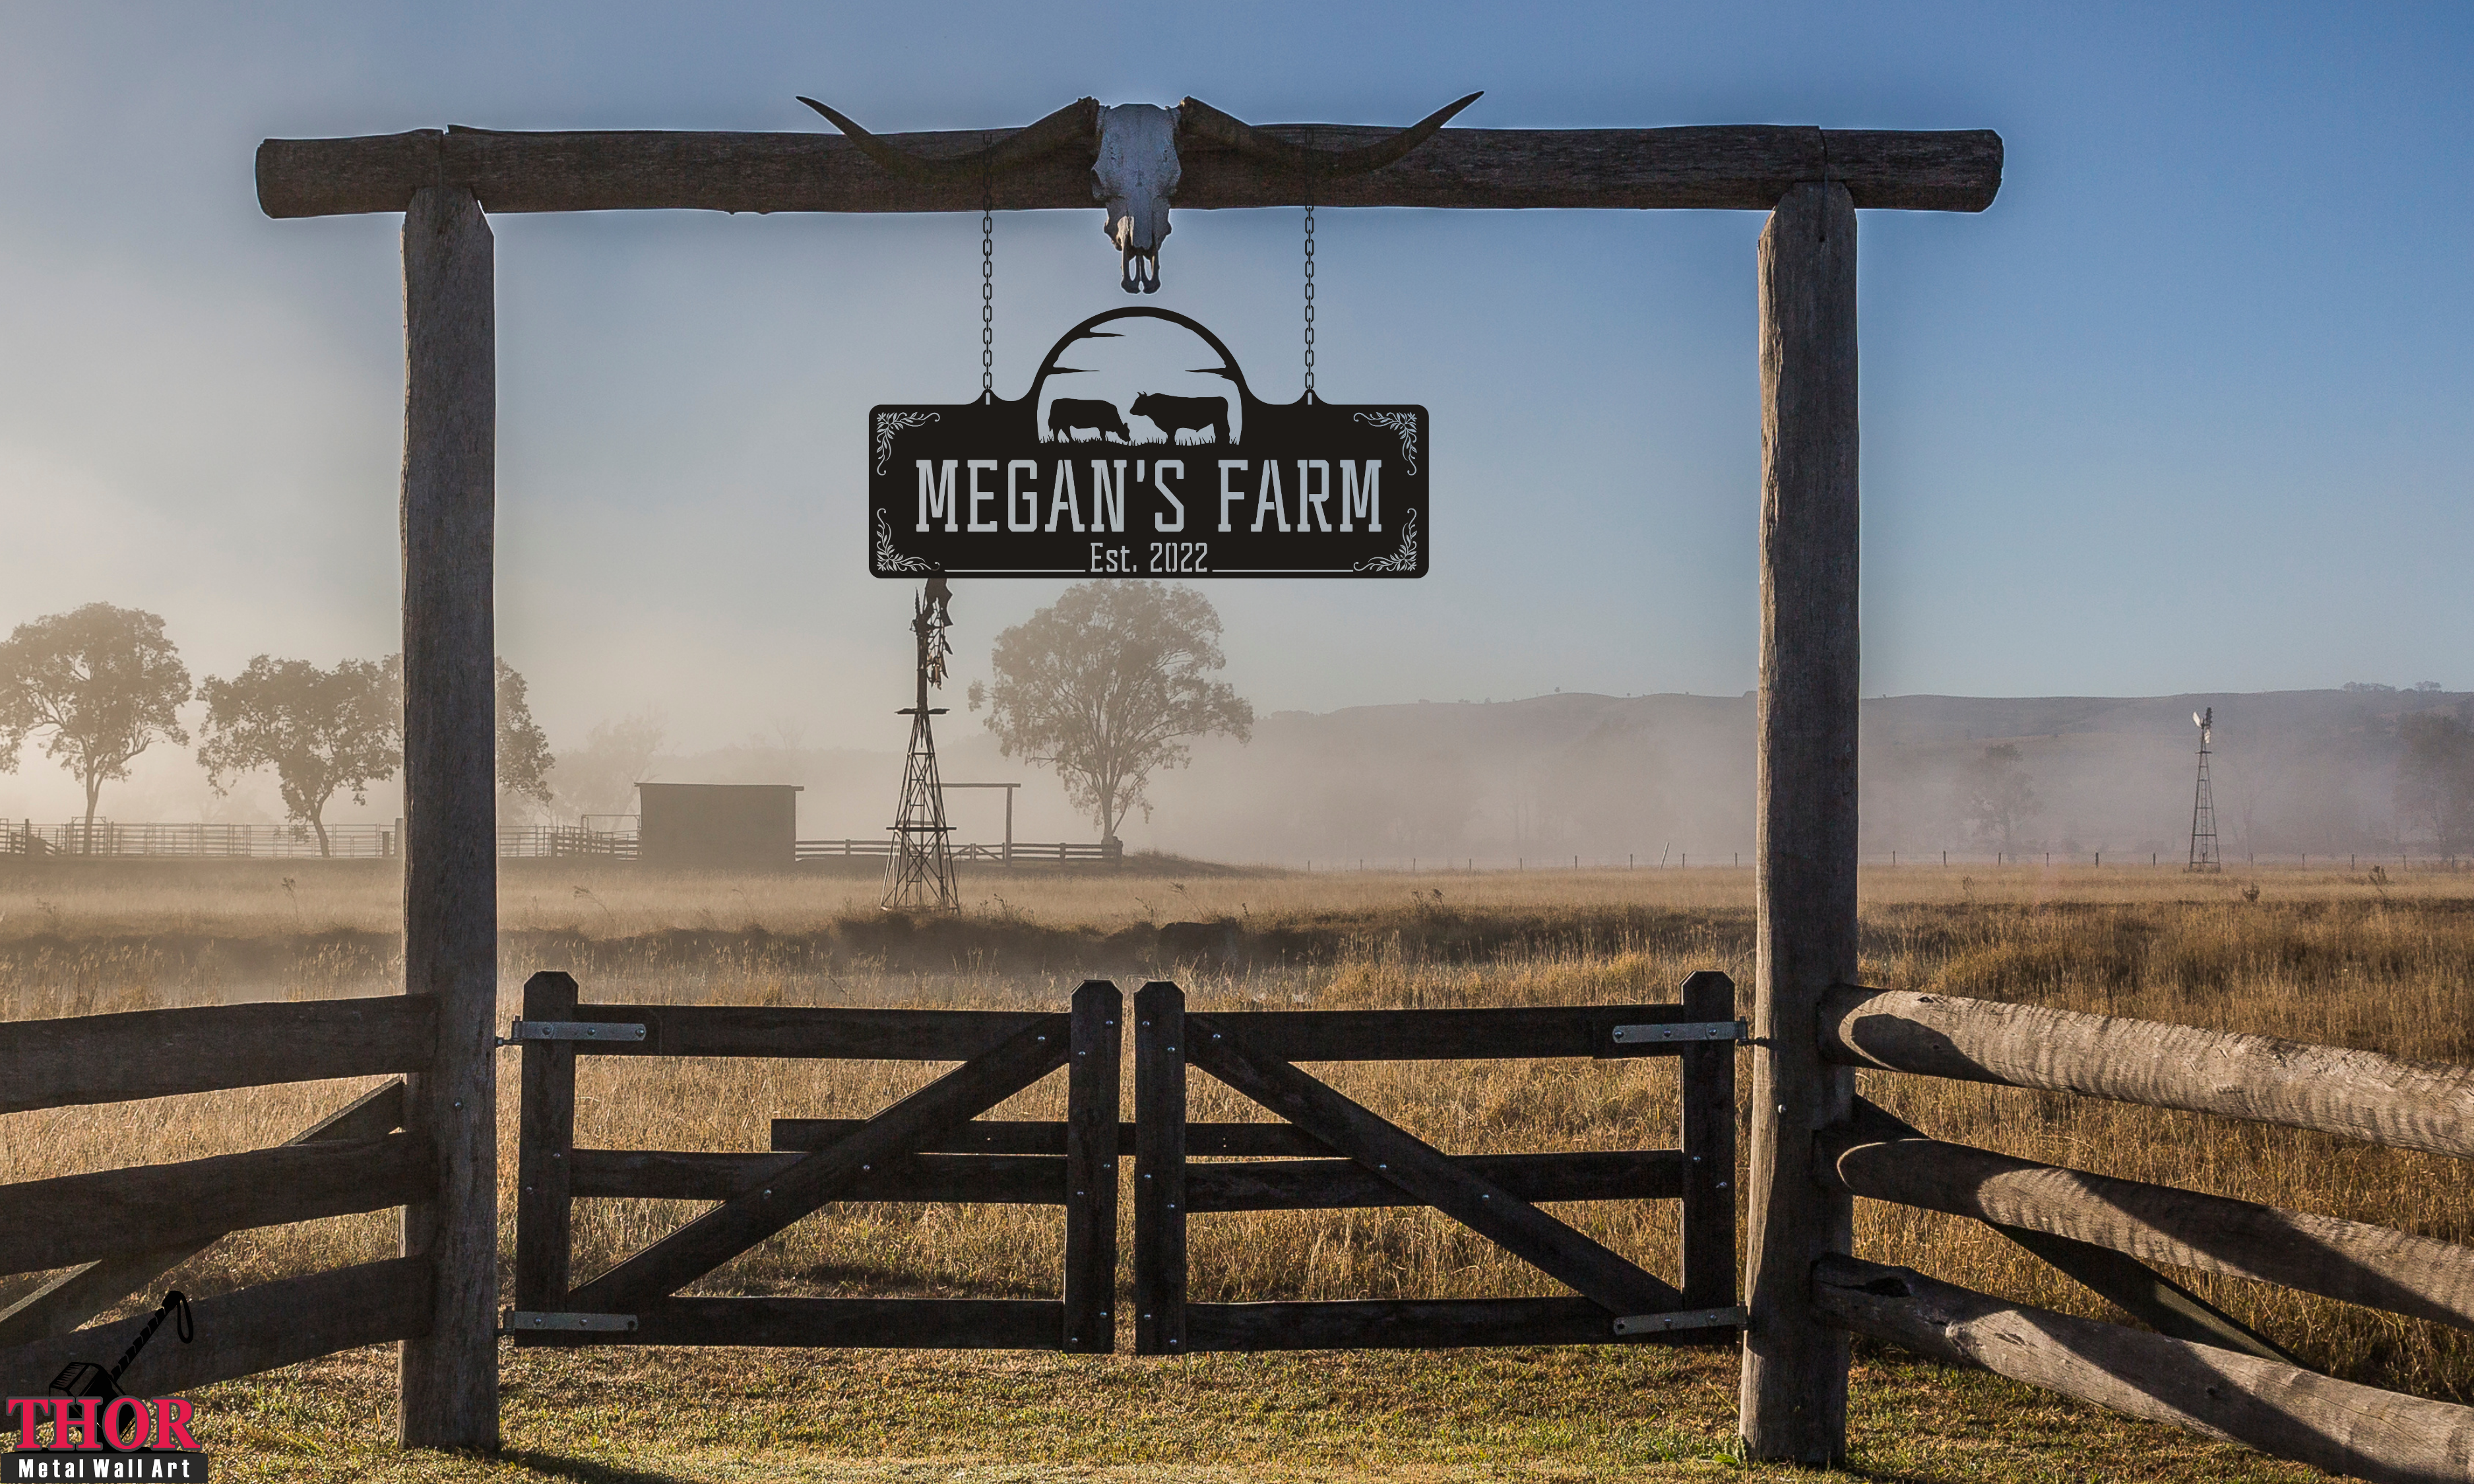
[
  {"xmin": 797, "ymin": 96, "xmax": 1100, "ymax": 183},
  {"xmin": 1178, "ymin": 92, "xmax": 1482, "ymax": 178}
]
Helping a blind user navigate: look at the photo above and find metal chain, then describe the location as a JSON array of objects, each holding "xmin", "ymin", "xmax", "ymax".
[
  {"xmin": 980, "ymin": 198, "xmax": 995, "ymax": 398},
  {"xmin": 1301, "ymin": 204, "xmax": 1317, "ymax": 398}
]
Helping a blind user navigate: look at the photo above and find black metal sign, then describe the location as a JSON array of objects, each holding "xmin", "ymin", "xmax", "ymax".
[{"xmin": 870, "ymin": 308, "xmax": 1424, "ymax": 578}]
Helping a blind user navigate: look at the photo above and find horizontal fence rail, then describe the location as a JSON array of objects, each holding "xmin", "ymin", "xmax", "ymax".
[
  {"xmin": 0, "ymin": 997, "xmax": 435, "ymax": 1115},
  {"xmin": 794, "ymin": 838, "xmax": 1120, "ymax": 863},
  {"xmin": 1818, "ymin": 985, "xmax": 2474, "ymax": 1159},
  {"xmin": 0, "ymin": 1258, "xmax": 433, "ymax": 1402},
  {"xmin": 1815, "ymin": 1256, "xmax": 2474, "ymax": 1484},
  {"xmin": 0, "ymin": 1133, "xmax": 431, "ymax": 1276},
  {"xmin": 1816, "ymin": 1114, "xmax": 2474, "ymax": 1334}
]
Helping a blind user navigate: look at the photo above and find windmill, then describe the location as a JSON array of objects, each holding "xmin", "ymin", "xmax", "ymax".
[
  {"xmin": 883, "ymin": 578, "xmax": 961, "ymax": 912},
  {"xmin": 2187, "ymin": 707, "xmax": 2222, "ymax": 873}
]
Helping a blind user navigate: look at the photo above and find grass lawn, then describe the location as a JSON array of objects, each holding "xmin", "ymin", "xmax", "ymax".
[{"xmin": 193, "ymin": 1341, "xmax": 2317, "ymax": 1482}]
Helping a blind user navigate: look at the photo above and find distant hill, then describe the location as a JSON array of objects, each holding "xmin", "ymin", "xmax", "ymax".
[{"xmin": 658, "ymin": 688, "xmax": 2469, "ymax": 865}]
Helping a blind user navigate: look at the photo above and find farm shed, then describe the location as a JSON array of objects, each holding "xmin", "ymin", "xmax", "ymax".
[{"xmin": 637, "ymin": 782, "xmax": 800, "ymax": 871}]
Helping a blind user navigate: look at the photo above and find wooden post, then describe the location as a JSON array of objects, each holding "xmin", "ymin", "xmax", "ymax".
[
  {"xmin": 1740, "ymin": 179, "xmax": 1858, "ymax": 1466},
  {"xmin": 1063, "ymin": 979, "xmax": 1122, "ymax": 1352},
  {"xmin": 1133, "ymin": 981, "xmax": 1186, "ymax": 1355},
  {"xmin": 1679, "ymin": 971, "xmax": 1738, "ymax": 1309},
  {"xmin": 514, "ymin": 972, "xmax": 577, "ymax": 1318},
  {"xmin": 397, "ymin": 183, "xmax": 499, "ymax": 1452}
]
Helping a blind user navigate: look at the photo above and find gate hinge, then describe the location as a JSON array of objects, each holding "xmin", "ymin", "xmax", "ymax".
[
  {"xmin": 1610, "ymin": 1020, "xmax": 1747, "ymax": 1045},
  {"xmin": 499, "ymin": 1019, "xmax": 647, "ymax": 1046},
  {"xmin": 501, "ymin": 1309, "xmax": 638, "ymax": 1334},
  {"xmin": 1610, "ymin": 1305, "xmax": 1747, "ymax": 1336}
]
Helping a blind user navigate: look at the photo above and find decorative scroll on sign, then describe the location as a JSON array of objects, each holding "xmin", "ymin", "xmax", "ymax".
[{"xmin": 871, "ymin": 307, "xmax": 1426, "ymax": 578}]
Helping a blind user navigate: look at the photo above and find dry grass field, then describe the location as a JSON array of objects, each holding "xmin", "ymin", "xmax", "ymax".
[{"xmin": 3, "ymin": 855, "xmax": 2469, "ymax": 1480}]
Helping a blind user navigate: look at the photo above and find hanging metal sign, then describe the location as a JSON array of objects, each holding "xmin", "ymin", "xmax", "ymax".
[{"xmin": 870, "ymin": 307, "xmax": 1425, "ymax": 578}]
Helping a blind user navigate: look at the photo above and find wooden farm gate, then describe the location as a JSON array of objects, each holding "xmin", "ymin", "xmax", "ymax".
[{"xmin": 506, "ymin": 972, "xmax": 1741, "ymax": 1353}]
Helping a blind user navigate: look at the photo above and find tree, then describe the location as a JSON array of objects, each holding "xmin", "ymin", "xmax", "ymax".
[
  {"xmin": 2397, "ymin": 712, "xmax": 2474, "ymax": 856},
  {"xmin": 197, "ymin": 655, "xmax": 402, "ymax": 856},
  {"xmin": 970, "ymin": 580, "xmax": 1252, "ymax": 842},
  {"xmin": 1955, "ymin": 743, "xmax": 2037, "ymax": 851},
  {"xmin": 0, "ymin": 603, "xmax": 192, "ymax": 847},
  {"xmin": 496, "ymin": 658, "xmax": 555, "ymax": 819}
]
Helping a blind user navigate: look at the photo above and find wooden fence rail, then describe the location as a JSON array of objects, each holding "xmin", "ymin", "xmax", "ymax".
[
  {"xmin": 0, "ymin": 997, "xmax": 435, "ymax": 1115},
  {"xmin": 0, "ymin": 1258, "xmax": 433, "ymax": 1402},
  {"xmin": 1817, "ymin": 1109, "xmax": 2474, "ymax": 1333},
  {"xmin": 1815, "ymin": 1256, "xmax": 2474, "ymax": 1484},
  {"xmin": 1818, "ymin": 985, "xmax": 2474, "ymax": 1158},
  {"xmin": 0, "ymin": 1133, "xmax": 431, "ymax": 1276},
  {"xmin": 1807, "ymin": 985, "xmax": 2474, "ymax": 1479}
]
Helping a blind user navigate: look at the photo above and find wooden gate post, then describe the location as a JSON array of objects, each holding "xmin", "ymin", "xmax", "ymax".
[
  {"xmin": 398, "ymin": 183, "xmax": 500, "ymax": 1451},
  {"xmin": 1739, "ymin": 179, "xmax": 1859, "ymax": 1465}
]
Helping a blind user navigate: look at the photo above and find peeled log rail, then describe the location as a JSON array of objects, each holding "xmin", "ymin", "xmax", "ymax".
[
  {"xmin": 0, "ymin": 1132, "xmax": 433, "ymax": 1277},
  {"xmin": 1819, "ymin": 1119, "xmax": 2474, "ymax": 1333},
  {"xmin": 1820, "ymin": 987, "xmax": 2474, "ymax": 1159},
  {"xmin": 1815, "ymin": 1256, "xmax": 2474, "ymax": 1484},
  {"xmin": 0, "ymin": 996, "xmax": 434, "ymax": 1115},
  {"xmin": 257, "ymin": 125, "xmax": 2001, "ymax": 220},
  {"xmin": 0, "ymin": 1258, "xmax": 433, "ymax": 1402}
]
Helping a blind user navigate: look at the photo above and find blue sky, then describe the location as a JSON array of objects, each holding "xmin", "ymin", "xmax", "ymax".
[{"xmin": 0, "ymin": 1, "xmax": 2467, "ymax": 773}]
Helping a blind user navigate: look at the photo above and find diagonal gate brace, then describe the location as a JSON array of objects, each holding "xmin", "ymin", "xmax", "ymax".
[
  {"xmin": 566, "ymin": 1014, "xmax": 1071, "ymax": 1313},
  {"xmin": 1187, "ymin": 1014, "xmax": 1684, "ymax": 1316}
]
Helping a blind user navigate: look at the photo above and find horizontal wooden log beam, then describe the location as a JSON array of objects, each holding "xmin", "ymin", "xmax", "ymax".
[
  {"xmin": 257, "ymin": 123, "xmax": 2000, "ymax": 219},
  {"xmin": 1818, "ymin": 1113, "xmax": 2474, "ymax": 1333},
  {"xmin": 773, "ymin": 1118, "xmax": 1339, "ymax": 1157},
  {"xmin": 0, "ymin": 1079, "xmax": 408, "ymax": 1346},
  {"xmin": 0, "ymin": 997, "xmax": 433, "ymax": 1114},
  {"xmin": 571, "ymin": 1150, "xmax": 1067, "ymax": 1204},
  {"xmin": 0, "ymin": 1132, "xmax": 431, "ymax": 1276},
  {"xmin": 1819, "ymin": 986, "xmax": 2474, "ymax": 1159},
  {"xmin": 1192, "ymin": 1004, "xmax": 1700, "ymax": 1062},
  {"xmin": 514, "ymin": 1297, "xmax": 1061, "ymax": 1349},
  {"xmin": 1185, "ymin": 1297, "xmax": 1730, "ymax": 1351},
  {"xmin": 0, "ymin": 1258, "xmax": 432, "ymax": 1401},
  {"xmin": 1187, "ymin": 1150, "xmax": 1683, "ymax": 1212},
  {"xmin": 559, "ymin": 1004, "xmax": 1048, "ymax": 1061},
  {"xmin": 1814, "ymin": 1256, "xmax": 2474, "ymax": 1484}
]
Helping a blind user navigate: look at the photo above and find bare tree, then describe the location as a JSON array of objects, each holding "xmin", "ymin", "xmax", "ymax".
[
  {"xmin": 197, "ymin": 655, "xmax": 402, "ymax": 855},
  {"xmin": 970, "ymin": 580, "xmax": 1252, "ymax": 843},
  {"xmin": 0, "ymin": 603, "xmax": 191, "ymax": 847}
]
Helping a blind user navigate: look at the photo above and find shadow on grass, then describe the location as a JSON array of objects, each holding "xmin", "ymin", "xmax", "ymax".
[{"xmin": 494, "ymin": 1451, "xmax": 696, "ymax": 1484}]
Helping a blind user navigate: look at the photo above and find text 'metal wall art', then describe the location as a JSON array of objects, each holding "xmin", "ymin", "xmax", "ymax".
[{"xmin": 872, "ymin": 307, "xmax": 1425, "ymax": 578}]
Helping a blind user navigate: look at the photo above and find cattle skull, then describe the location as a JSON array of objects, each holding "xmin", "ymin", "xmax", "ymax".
[
  {"xmin": 1093, "ymin": 105, "xmax": 1181, "ymax": 294},
  {"xmin": 798, "ymin": 92, "xmax": 1483, "ymax": 295}
]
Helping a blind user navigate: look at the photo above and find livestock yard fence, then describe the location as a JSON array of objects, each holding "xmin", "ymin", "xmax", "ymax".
[{"xmin": 0, "ymin": 820, "xmax": 1118, "ymax": 866}]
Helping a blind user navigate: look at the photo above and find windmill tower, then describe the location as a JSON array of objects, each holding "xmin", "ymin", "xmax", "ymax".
[
  {"xmin": 2187, "ymin": 707, "xmax": 2222, "ymax": 873},
  {"xmin": 883, "ymin": 579, "xmax": 961, "ymax": 913}
]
